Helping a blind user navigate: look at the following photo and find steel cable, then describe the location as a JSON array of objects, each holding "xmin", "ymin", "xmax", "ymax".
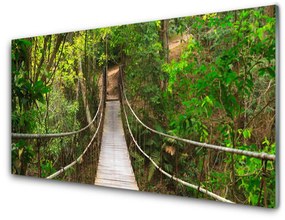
[
  {"xmin": 121, "ymin": 83, "xmax": 275, "ymax": 161},
  {"xmin": 12, "ymin": 96, "xmax": 102, "ymax": 139},
  {"xmin": 46, "ymin": 104, "xmax": 104, "ymax": 179},
  {"xmin": 121, "ymin": 92, "xmax": 235, "ymax": 203}
]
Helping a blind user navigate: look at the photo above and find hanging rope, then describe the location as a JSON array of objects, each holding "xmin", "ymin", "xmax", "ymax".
[
  {"xmin": 120, "ymin": 82, "xmax": 275, "ymax": 161},
  {"xmin": 120, "ymin": 90, "xmax": 234, "ymax": 203},
  {"xmin": 12, "ymin": 96, "xmax": 102, "ymax": 139},
  {"xmin": 46, "ymin": 105, "xmax": 104, "ymax": 179},
  {"xmin": 14, "ymin": 68, "xmax": 106, "ymax": 179}
]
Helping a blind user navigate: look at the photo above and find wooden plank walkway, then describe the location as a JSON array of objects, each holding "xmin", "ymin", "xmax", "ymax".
[{"xmin": 95, "ymin": 101, "xmax": 138, "ymax": 191}]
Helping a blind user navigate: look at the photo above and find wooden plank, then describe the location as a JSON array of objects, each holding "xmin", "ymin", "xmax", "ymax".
[
  {"xmin": 95, "ymin": 182, "xmax": 137, "ymax": 190},
  {"xmin": 98, "ymin": 157, "xmax": 131, "ymax": 162},
  {"xmin": 96, "ymin": 173, "xmax": 136, "ymax": 182},
  {"xmin": 95, "ymin": 101, "xmax": 138, "ymax": 191},
  {"xmin": 96, "ymin": 170, "xmax": 136, "ymax": 177},
  {"xmin": 95, "ymin": 178, "xmax": 138, "ymax": 189},
  {"xmin": 96, "ymin": 166, "xmax": 135, "ymax": 174}
]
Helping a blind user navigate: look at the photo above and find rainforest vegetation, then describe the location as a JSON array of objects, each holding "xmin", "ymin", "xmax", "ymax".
[{"xmin": 12, "ymin": 6, "xmax": 276, "ymax": 207}]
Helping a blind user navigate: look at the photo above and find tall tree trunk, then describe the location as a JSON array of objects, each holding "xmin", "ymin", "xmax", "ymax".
[
  {"xmin": 78, "ymin": 57, "xmax": 94, "ymax": 131},
  {"xmin": 160, "ymin": 19, "xmax": 169, "ymax": 91},
  {"xmin": 24, "ymin": 37, "xmax": 33, "ymax": 79},
  {"xmin": 35, "ymin": 35, "xmax": 51, "ymax": 82},
  {"xmin": 46, "ymin": 34, "xmax": 65, "ymax": 73},
  {"xmin": 160, "ymin": 19, "xmax": 169, "ymax": 63}
]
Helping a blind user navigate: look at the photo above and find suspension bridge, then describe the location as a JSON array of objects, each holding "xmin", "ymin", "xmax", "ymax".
[{"xmin": 12, "ymin": 66, "xmax": 276, "ymax": 205}]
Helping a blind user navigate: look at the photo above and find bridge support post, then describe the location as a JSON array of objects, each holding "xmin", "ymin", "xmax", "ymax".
[
  {"xmin": 103, "ymin": 66, "xmax": 107, "ymax": 108},
  {"xmin": 118, "ymin": 65, "xmax": 123, "ymax": 104},
  {"xmin": 36, "ymin": 140, "xmax": 41, "ymax": 178}
]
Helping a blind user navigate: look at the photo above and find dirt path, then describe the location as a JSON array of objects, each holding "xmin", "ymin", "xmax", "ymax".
[
  {"xmin": 97, "ymin": 66, "xmax": 119, "ymax": 101},
  {"xmin": 169, "ymin": 33, "xmax": 190, "ymax": 60},
  {"xmin": 98, "ymin": 34, "xmax": 189, "ymax": 100},
  {"xmin": 106, "ymin": 66, "xmax": 119, "ymax": 100}
]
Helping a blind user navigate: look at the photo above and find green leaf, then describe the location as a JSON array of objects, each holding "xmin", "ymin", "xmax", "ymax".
[
  {"xmin": 34, "ymin": 80, "xmax": 43, "ymax": 88},
  {"xmin": 258, "ymin": 67, "xmax": 275, "ymax": 78},
  {"xmin": 243, "ymin": 129, "xmax": 251, "ymax": 139},
  {"xmin": 41, "ymin": 86, "xmax": 50, "ymax": 94}
]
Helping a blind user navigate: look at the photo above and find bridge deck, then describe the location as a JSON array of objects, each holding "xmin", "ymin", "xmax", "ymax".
[{"xmin": 95, "ymin": 101, "xmax": 138, "ymax": 190}]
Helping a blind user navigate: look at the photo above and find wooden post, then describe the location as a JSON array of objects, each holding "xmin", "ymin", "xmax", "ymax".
[
  {"xmin": 37, "ymin": 140, "xmax": 41, "ymax": 178},
  {"xmin": 175, "ymin": 145, "xmax": 178, "ymax": 194},
  {"xmin": 103, "ymin": 66, "xmax": 107, "ymax": 107},
  {"xmin": 263, "ymin": 160, "xmax": 268, "ymax": 208},
  {"xmin": 160, "ymin": 143, "xmax": 163, "ymax": 186},
  {"xmin": 258, "ymin": 160, "xmax": 268, "ymax": 207},
  {"xmin": 143, "ymin": 128, "xmax": 147, "ymax": 186},
  {"xmin": 60, "ymin": 139, "xmax": 64, "ymax": 178},
  {"xmin": 118, "ymin": 66, "xmax": 123, "ymax": 103}
]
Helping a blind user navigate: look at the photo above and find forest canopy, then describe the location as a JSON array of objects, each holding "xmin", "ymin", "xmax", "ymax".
[{"xmin": 12, "ymin": 6, "xmax": 276, "ymax": 207}]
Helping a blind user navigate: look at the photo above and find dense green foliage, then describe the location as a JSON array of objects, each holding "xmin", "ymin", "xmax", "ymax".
[
  {"xmin": 117, "ymin": 6, "xmax": 276, "ymax": 207},
  {"xmin": 12, "ymin": 30, "xmax": 105, "ymax": 181},
  {"xmin": 12, "ymin": 6, "xmax": 276, "ymax": 207}
]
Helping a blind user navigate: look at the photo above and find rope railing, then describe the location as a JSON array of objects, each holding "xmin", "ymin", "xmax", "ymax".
[
  {"xmin": 45, "ymin": 68, "xmax": 107, "ymax": 179},
  {"xmin": 12, "ymin": 68, "xmax": 107, "ymax": 181},
  {"xmin": 12, "ymin": 97, "xmax": 102, "ymax": 140},
  {"xmin": 46, "ymin": 106, "xmax": 104, "ymax": 179},
  {"xmin": 120, "ymin": 86, "xmax": 234, "ymax": 203},
  {"xmin": 120, "ymin": 81, "xmax": 275, "ymax": 161}
]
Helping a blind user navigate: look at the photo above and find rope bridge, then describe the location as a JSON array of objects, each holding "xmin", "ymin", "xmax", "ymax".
[{"xmin": 12, "ymin": 66, "xmax": 276, "ymax": 205}]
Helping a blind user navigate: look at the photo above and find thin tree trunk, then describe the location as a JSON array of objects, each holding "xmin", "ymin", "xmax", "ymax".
[
  {"xmin": 78, "ymin": 58, "xmax": 94, "ymax": 131},
  {"xmin": 160, "ymin": 19, "xmax": 169, "ymax": 63},
  {"xmin": 159, "ymin": 19, "xmax": 169, "ymax": 91},
  {"xmin": 35, "ymin": 35, "xmax": 51, "ymax": 82},
  {"xmin": 24, "ymin": 37, "xmax": 33, "ymax": 79},
  {"xmin": 46, "ymin": 34, "xmax": 65, "ymax": 73},
  {"xmin": 231, "ymin": 129, "xmax": 237, "ymax": 202}
]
